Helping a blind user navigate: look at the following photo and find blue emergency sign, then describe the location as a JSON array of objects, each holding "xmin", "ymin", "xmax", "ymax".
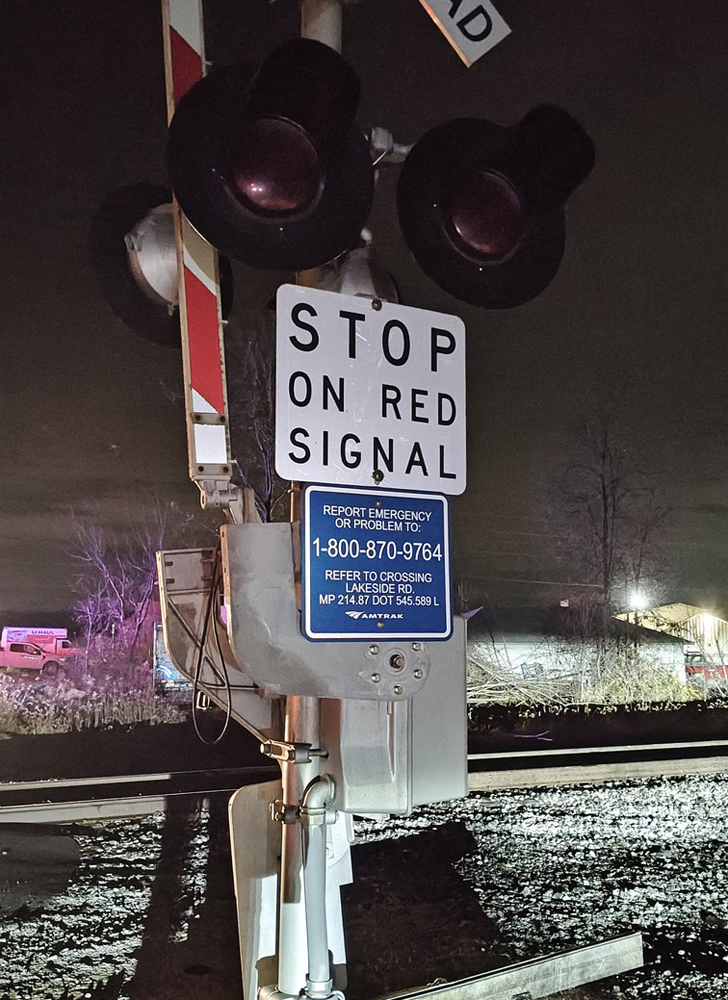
[{"xmin": 302, "ymin": 485, "xmax": 452, "ymax": 641}]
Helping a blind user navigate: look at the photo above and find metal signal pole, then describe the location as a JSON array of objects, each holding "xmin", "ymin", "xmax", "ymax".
[{"xmin": 275, "ymin": 9, "xmax": 344, "ymax": 1000}]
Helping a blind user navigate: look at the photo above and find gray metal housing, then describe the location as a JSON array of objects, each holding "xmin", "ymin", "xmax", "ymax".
[{"xmin": 221, "ymin": 522, "xmax": 434, "ymax": 702}]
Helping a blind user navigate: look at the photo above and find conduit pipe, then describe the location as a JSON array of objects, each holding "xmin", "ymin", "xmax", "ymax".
[{"xmin": 300, "ymin": 775, "xmax": 337, "ymax": 998}]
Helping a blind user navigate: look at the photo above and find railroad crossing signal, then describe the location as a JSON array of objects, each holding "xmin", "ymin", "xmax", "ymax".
[
  {"xmin": 397, "ymin": 105, "xmax": 595, "ymax": 308},
  {"xmin": 89, "ymin": 183, "xmax": 234, "ymax": 347},
  {"xmin": 166, "ymin": 38, "xmax": 374, "ymax": 272},
  {"xmin": 167, "ymin": 36, "xmax": 594, "ymax": 309},
  {"xmin": 152, "ymin": 8, "xmax": 631, "ymax": 1000}
]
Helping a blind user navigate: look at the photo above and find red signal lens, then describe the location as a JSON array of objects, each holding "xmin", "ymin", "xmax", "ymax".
[
  {"xmin": 446, "ymin": 171, "xmax": 523, "ymax": 262},
  {"xmin": 228, "ymin": 118, "xmax": 324, "ymax": 217}
]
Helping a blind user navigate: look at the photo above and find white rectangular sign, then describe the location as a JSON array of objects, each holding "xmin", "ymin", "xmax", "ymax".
[
  {"xmin": 419, "ymin": 0, "xmax": 511, "ymax": 67},
  {"xmin": 275, "ymin": 285, "xmax": 466, "ymax": 495}
]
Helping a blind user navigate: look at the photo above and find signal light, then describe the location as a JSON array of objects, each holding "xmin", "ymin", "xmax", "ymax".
[
  {"xmin": 229, "ymin": 118, "xmax": 323, "ymax": 216},
  {"xmin": 397, "ymin": 105, "xmax": 595, "ymax": 308},
  {"xmin": 166, "ymin": 38, "xmax": 374, "ymax": 272},
  {"xmin": 446, "ymin": 171, "xmax": 523, "ymax": 261},
  {"xmin": 89, "ymin": 184, "xmax": 233, "ymax": 347}
]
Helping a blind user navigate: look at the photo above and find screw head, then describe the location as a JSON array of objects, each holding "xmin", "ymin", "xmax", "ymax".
[
  {"xmin": 372, "ymin": 469, "xmax": 384, "ymax": 483},
  {"xmin": 413, "ymin": 668, "xmax": 423, "ymax": 679},
  {"xmin": 393, "ymin": 683, "xmax": 404, "ymax": 696},
  {"xmin": 372, "ymin": 298, "xmax": 382, "ymax": 311},
  {"xmin": 377, "ymin": 620, "xmax": 385, "ymax": 629},
  {"xmin": 371, "ymin": 672, "xmax": 381, "ymax": 683},
  {"xmin": 412, "ymin": 642, "xmax": 421, "ymax": 652},
  {"xmin": 369, "ymin": 644, "xmax": 379, "ymax": 655}
]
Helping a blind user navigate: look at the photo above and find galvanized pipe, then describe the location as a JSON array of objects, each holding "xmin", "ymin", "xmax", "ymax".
[
  {"xmin": 300, "ymin": 775, "xmax": 336, "ymax": 997},
  {"xmin": 277, "ymin": 696, "xmax": 322, "ymax": 995},
  {"xmin": 276, "ymin": 5, "xmax": 341, "ymax": 997}
]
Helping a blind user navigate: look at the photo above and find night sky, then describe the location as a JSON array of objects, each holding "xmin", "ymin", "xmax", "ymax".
[{"xmin": 2, "ymin": 0, "xmax": 728, "ymax": 616}]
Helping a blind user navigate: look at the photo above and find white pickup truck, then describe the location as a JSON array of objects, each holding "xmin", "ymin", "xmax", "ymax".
[{"xmin": 0, "ymin": 627, "xmax": 74, "ymax": 675}]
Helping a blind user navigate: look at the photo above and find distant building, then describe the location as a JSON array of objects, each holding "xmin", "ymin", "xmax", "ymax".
[
  {"xmin": 616, "ymin": 603, "xmax": 728, "ymax": 669},
  {"xmin": 467, "ymin": 605, "xmax": 687, "ymax": 703}
]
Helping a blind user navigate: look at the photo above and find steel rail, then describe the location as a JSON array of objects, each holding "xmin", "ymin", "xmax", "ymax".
[
  {"xmin": 467, "ymin": 738, "xmax": 728, "ymax": 790},
  {"xmin": 468, "ymin": 736, "xmax": 728, "ymax": 761},
  {"xmin": 0, "ymin": 787, "xmax": 246, "ymax": 824},
  {"xmin": 0, "ymin": 764, "xmax": 278, "ymax": 823},
  {"xmin": 3, "ymin": 738, "xmax": 728, "ymax": 822},
  {"xmin": 1, "ymin": 766, "xmax": 250, "ymax": 792}
]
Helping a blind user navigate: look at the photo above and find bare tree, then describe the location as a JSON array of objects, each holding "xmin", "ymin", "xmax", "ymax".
[
  {"xmin": 155, "ymin": 307, "xmax": 288, "ymax": 522},
  {"xmin": 72, "ymin": 499, "xmax": 218, "ymax": 661},
  {"xmin": 225, "ymin": 309, "xmax": 288, "ymax": 521},
  {"xmin": 620, "ymin": 486, "xmax": 671, "ymax": 599},
  {"xmin": 553, "ymin": 412, "xmax": 671, "ymax": 630},
  {"xmin": 73, "ymin": 517, "xmax": 163, "ymax": 658}
]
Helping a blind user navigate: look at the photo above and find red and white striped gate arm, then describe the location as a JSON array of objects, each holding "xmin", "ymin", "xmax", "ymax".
[{"xmin": 161, "ymin": 0, "xmax": 241, "ymax": 516}]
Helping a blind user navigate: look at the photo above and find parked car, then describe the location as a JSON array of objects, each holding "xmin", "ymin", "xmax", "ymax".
[
  {"xmin": 0, "ymin": 641, "xmax": 63, "ymax": 675},
  {"xmin": 1, "ymin": 627, "xmax": 75, "ymax": 659},
  {"xmin": 684, "ymin": 652, "xmax": 728, "ymax": 692}
]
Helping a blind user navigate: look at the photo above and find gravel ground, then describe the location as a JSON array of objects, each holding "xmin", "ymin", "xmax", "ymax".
[
  {"xmin": 358, "ymin": 774, "xmax": 728, "ymax": 1000},
  {"xmin": 4, "ymin": 774, "xmax": 728, "ymax": 999}
]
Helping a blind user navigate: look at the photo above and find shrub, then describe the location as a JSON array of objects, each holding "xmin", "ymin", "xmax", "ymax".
[
  {"xmin": 0, "ymin": 655, "xmax": 188, "ymax": 735},
  {"xmin": 467, "ymin": 636, "xmax": 698, "ymax": 708}
]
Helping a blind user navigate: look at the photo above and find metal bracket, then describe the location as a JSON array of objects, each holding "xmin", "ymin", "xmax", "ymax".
[
  {"xmin": 198, "ymin": 477, "xmax": 244, "ymax": 520},
  {"xmin": 370, "ymin": 125, "xmax": 413, "ymax": 166},
  {"xmin": 268, "ymin": 799, "xmax": 337, "ymax": 828},
  {"xmin": 192, "ymin": 411, "xmax": 227, "ymax": 425},
  {"xmin": 269, "ymin": 799, "xmax": 299, "ymax": 825},
  {"xmin": 261, "ymin": 740, "xmax": 329, "ymax": 764}
]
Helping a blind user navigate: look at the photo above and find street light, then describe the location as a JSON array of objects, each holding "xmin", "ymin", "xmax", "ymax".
[{"xmin": 629, "ymin": 590, "xmax": 648, "ymax": 628}]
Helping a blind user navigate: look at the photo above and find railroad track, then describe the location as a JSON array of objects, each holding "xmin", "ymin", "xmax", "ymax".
[
  {"xmin": 3, "ymin": 739, "xmax": 728, "ymax": 822},
  {"xmin": 468, "ymin": 738, "xmax": 728, "ymax": 790},
  {"xmin": 0, "ymin": 764, "xmax": 277, "ymax": 823}
]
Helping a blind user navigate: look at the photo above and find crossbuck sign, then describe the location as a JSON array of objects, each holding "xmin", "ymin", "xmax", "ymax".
[
  {"xmin": 418, "ymin": 0, "xmax": 511, "ymax": 67},
  {"xmin": 275, "ymin": 284, "xmax": 466, "ymax": 494}
]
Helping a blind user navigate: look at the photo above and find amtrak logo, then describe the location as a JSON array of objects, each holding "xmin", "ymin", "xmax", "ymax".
[{"xmin": 344, "ymin": 610, "xmax": 404, "ymax": 620}]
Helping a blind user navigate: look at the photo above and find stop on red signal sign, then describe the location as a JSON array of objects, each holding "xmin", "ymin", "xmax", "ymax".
[{"xmin": 275, "ymin": 284, "xmax": 467, "ymax": 495}]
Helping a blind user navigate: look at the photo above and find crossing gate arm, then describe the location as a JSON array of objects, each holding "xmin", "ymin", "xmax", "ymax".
[{"xmin": 161, "ymin": 0, "xmax": 243, "ymax": 518}]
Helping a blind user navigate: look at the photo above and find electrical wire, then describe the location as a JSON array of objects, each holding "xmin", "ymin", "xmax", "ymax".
[
  {"xmin": 165, "ymin": 599, "xmax": 259, "ymax": 691},
  {"xmin": 192, "ymin": 545, "xmax": 233, "ymax": 745}
]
